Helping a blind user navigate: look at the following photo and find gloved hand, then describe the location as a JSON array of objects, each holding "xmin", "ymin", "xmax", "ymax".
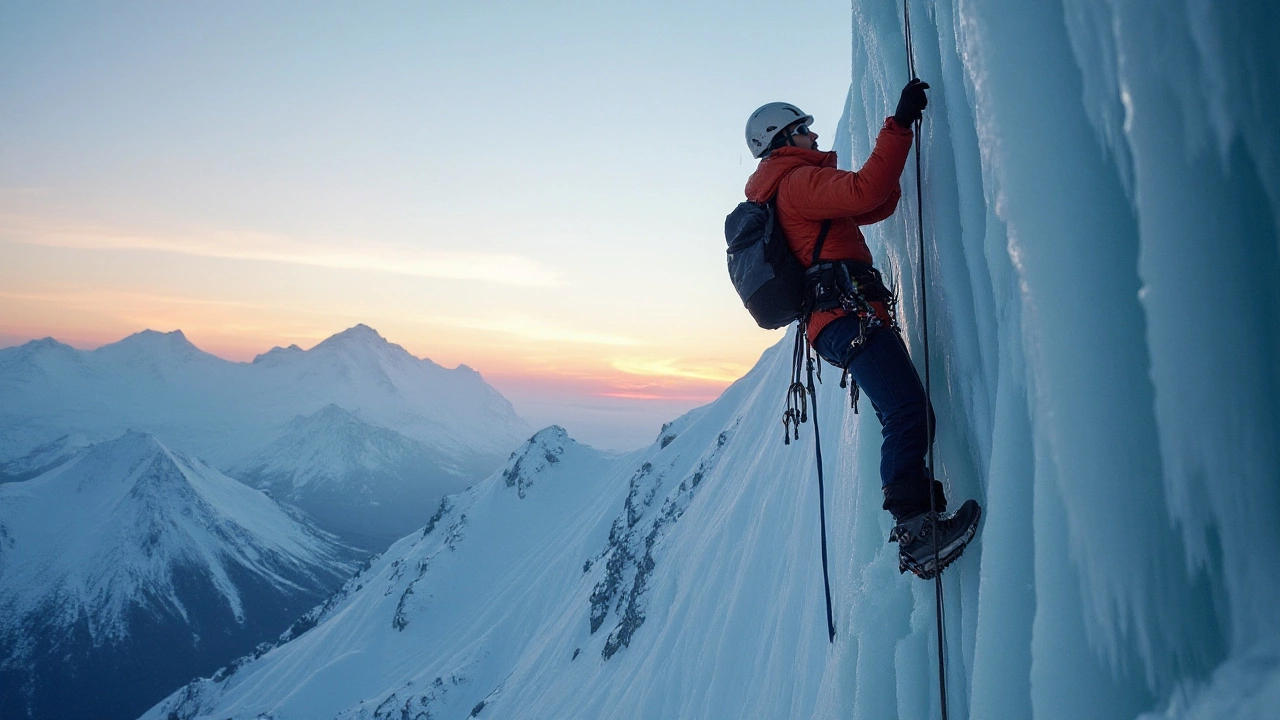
[{"xmin": 893, "ymin": 78, "xmax": 930, "ymax": 128}]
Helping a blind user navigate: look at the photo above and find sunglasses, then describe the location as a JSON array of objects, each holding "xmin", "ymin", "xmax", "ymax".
[{"xmin": 790, "ymin": 123, "xmax": 812, "ymax": 137}]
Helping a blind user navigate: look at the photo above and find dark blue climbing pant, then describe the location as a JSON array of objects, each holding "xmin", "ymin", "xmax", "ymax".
[{"xmin": 814, "ymin": 315, "xmax": 943, "ymax": 521}]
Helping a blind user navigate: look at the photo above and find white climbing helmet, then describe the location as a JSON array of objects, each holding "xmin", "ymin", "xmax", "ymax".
[{"xmin": 745, "ymin": 102, "xmax": 813, "ymax": 158}]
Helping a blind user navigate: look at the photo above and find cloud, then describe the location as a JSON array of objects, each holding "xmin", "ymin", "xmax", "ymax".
[
  {"xmin": 0, "ymin": 288, "xmax": 257, "ymax": 308},
  {"xmin": 0, "ymin": 212, "xmax": 560, "ymax": 286},
  {"xmin": 609, "ymin": 356, "xmax": 748, "ymax": 383},
  {"xmin": 425, "ymin": 314, "xmax": 642, "ymax": 347},
  {"xmin": 596, "ymin": 391, "xmax": 721, "ymax": 402},
  {"xmin": 0, "ymin": 288, "xmax": 359, "ymax": 357}
]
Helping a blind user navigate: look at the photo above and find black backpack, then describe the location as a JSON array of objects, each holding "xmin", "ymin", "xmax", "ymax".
[{"xmin": 724, "ymin": 199, "xmax": 831, "ymax": 329}]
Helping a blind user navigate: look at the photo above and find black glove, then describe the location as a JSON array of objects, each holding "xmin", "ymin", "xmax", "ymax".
[{"xmin": 893, "ymin": 78, "xmax": 930, "ymax": 128}]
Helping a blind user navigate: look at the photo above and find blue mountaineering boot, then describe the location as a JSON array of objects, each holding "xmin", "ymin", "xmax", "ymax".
[{"xmin": 889, "ymin": 499, "xmax": 982, "ymax": 580}]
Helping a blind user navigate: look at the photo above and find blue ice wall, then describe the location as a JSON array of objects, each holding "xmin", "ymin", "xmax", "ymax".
[{"xmin": 836, "ymin": 0, "xmax": 1279, "ymax": 716}]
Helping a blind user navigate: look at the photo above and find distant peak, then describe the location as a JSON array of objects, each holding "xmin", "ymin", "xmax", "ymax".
[
  {"xmin": 531, "ymin": 426, "xmax": 571, "ymax": 445},
  {"xmin": 284, "ymin": 404, "xmax": 371, "ymax": 433},
  {"xmin": 506, "ymin": 427, "xmax": 573, "ymax": 464},
  {"xmin": 83, "ymin": 430, "xmax": 171, "ymax": 465},
  {"xmin": 30, "ymin": 337, "xmax": 72, "ymax": 349},
  {"xmin": 84, "ymin": 432, "xmax": 207, "ymax": 498},
  {"xmin": 112, "ymin": 429, "xmax": 165, "ymax": 448},
  {"xmin": 102, "ymin": 329, "xmax": 207, "ymax": 358},
  {"xmin": 502, "ymin": 427, "xmax": 570, "ymax": 498},
  {"xmin": 251, "ymin": 344, "xmax": 304, "ymax": 364},
  {"xmin": 126, "ymin": 329, "xmax": 192, "ymax": 344},
  {"xmin": 331, "ymin": 324, "xmax": 385, "ymax": 343},
  {"xmin": 310, "ymin": 324, "xmax": 398, "ymax": 355},
  {"xmin": 7, "ymin": 337, "xmax": 77, "ymax": 355},
  {"xmin": 308, "ymin": 403, "xmax": 360, "ymax": 422}
]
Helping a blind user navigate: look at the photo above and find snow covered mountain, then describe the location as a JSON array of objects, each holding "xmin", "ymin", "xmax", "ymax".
[
  {"xmin": 141, "ymin": 419, "xmax": 684, "ymax": 720},
  {"xmin": 244, "ymin": 325, "xmax": 529, "ymax": 467},
  {"xmin": 0, "ymin": 325, "xmax": 530, "ymax": 549},
  {"xmin": 231, "ymin": 404, "xmax": 477, "ymax": 551},
  {"xmin": 142, "ymin": 0, "xmax": 1277, "ymax": 717},
  {"xmin": 0, "ymin": 433, "xmax": 92, "ymax": 484},
  {"xmin": 0, "ymin": 431, "xmax": 364, "ymax": 720},
  {"xmin": 0, "ymin": 324, "xmax": 530, "ymax": 473}
]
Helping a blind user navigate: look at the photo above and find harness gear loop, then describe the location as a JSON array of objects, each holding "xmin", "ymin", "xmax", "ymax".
[
  {"xmin": 783, "ymin": 322, "xmax": 810, "ymax": 444},
  {"xmin": 805, "ymin": 259, "xmax": 900, "ymax": 413}
]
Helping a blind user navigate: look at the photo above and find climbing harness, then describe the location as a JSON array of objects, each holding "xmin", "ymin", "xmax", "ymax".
[
  {"xmin": 901, "ymin": 0, "xmax": 952, "ymax": 718},
  {"xmin": 806, "ymin": 259, "xmax": 900, "ymax": 414}
]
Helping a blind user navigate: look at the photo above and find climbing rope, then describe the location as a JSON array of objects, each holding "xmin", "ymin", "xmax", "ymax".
[
  {"xmin": 789, "ymin": 321, "xmax": 837, "ymax": 643},
  {"xmin": 806, "ymin": 341, "xmax": 837, "ymax": 643},
  {"xmin": 902, "ymin": 1, "xmax": 951, "ymax": 718}
]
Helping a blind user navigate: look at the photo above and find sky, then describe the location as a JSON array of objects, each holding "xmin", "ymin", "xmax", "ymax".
[{"xmin": 0, "ymin": 0, "xmax": 859, "ymax": 450}]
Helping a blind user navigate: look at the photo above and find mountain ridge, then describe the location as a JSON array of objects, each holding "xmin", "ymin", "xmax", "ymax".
[
  {"xmin": 231, "ymin": 403, "xmax": 476, "ymax": 550},
  {"xmin": 0, "ymin": 324, "xmax": 531, "ymax": 473}
]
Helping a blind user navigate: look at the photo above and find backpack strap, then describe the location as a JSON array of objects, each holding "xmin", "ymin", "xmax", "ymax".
[
  {"xmin": 771, "ymin": 187, "xmax": 832, "ymax": 267},
  {"xmin": 810, "ymin": 220, "xmax": 833, "ymax": 267}
]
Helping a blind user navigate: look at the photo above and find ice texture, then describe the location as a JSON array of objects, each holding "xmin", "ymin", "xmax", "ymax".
[{"xmin": 836, "ymin": 0, "xmax": 1277, "ymax": 715}]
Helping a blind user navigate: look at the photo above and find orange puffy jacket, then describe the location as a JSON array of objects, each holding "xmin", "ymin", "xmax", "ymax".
[{"xmin": 743, "ymin": 117, "xmax": 914, "ymax": 343}]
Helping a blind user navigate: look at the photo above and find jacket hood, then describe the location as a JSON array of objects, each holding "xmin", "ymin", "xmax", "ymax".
[{"xmin": 744, "ymin": 147, "xmax": 840, "ymax": 203}]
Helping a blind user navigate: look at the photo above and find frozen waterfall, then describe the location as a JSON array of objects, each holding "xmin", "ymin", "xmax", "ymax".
[{"xmin": 829, "ymin": 0, "xmax": 1278, "ymax": 716}]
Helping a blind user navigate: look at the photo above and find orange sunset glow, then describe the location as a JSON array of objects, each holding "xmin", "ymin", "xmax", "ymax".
[{"xmin": 0, "ymin": 1, "xmax": 849, "ymax": 449}]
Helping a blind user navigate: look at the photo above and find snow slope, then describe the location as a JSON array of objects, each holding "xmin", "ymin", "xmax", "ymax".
[
  {"xmin": 0, "ymin": 432, "xmax": 364, "ymax": 720},
  {"xmin": 142, "ymin": 0, "xmax": 1278, "ymax": 717},
  {"xmin": 0, "ymin": 324, "xmax": 530, "ymax": 473},
  {"xmin": 231, "ymin": 404, "xmax": 477, "ymax": 551},
  {"xmin": 143, "ymin": 423, "xmax": 633, "ymax": 720}
]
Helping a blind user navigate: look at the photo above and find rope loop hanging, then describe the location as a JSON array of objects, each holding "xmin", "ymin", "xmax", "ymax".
[{"xmin": 782, "ymin": 320, "xmax": 836, "ymax": 641}]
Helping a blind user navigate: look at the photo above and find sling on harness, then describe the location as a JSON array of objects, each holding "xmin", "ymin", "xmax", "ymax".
[
  {"xmin": 783, "ymin": 262, "xmax": 898, "ymax": 437},
  {"xmin": 812, "ymin": 260, "xmax": 900, "ymax": 412}
]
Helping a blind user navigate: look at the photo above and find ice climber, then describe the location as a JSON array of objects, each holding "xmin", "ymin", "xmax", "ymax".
[{"xmin": 742, "ymin": 80, "xmax": 981, "ymax": 579}]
